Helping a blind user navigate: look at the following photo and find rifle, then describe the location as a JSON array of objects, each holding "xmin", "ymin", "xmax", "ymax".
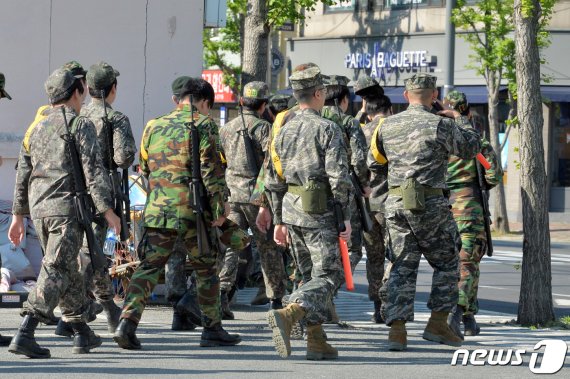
[
  {"xmin": 475, "ymin": 158, "xmax": 494, "ymax": 257},
  {"xmin": 334, "ymin": 202, "xmax": 354, "ymax": 291},
  {"xmin": 239, "ymin": 103, "xmax": 260, "ymax": 177},
  {"xmin": 102, "ymin": 92, "xmax": 130, "ymax": 242},
  {"xmin": 334, "ymin": 99, "xmax": 373, "ymax": 232},
  {"xmin": 60, "ymin": 107, "xmax": 105, "ymax": 272},
  {"xmin": 187, "ymin": 98, "xmax": 215, "ymax": 254}
]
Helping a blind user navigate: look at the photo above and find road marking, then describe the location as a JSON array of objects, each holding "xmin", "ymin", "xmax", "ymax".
[
  {"xmin": 553, "ymin": 293, "xmax": 570, "ymax": 298},
  {"xmin": 479, "ymin": 285, "xmax": 509, "ymax": 290},
  {"xmin": 554, "ymin": 298, "xmax": 570, "ymax": 306}
]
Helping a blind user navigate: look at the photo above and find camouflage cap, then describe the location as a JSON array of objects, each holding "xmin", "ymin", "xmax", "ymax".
[
  {"xmin": 269, "ymin": 94, "xmax": 292, "ymax": 112},
  {"xmin": 444, "ymin": 90, "xmax": 469, "ymax": 114},
  {"xmin": 292, "ymin": 62, "xmax": 318, "ymax": 73},
  {"xmin": 0, "ymin": 73, "xmax": 12, "ymax": 100},
  {"xmin": 62, "ymin": 61, "xmax": 87, "ymax": 78},
  {"xmin": 243, "ymin": 81, "xmax": 269, "ymax": 100},
  {"xmin": 323, "ymin": 74, "xmax": 349, "ymax": 88},
  {"xmin": 354, "ymin": 76, "xmax": 379, "ymax": 94},
  {"xmin": 404, "ymin": 73, "xmax": 437, "ymax": 91},
  {"xmin": 45, "ymin": 68, "xmax": 82, "ymax": 104},
  {"xmin": 171, "ymin": 76, "xmax": 191, "ymax": 96},
  {"xmin": 289, "ymin": 66, "xmax": 323, "ymax": 91},
  {"xmin": 86, "ymin": 61, "xmax": 120, "ymax": 90}
]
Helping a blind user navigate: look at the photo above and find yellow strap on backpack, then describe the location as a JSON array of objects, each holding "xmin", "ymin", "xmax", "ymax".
[
  {"xmin": 370, "ymin": 117, "xmax": 388, "ymax": 164},
  {"xmin": 23, "ymin": 105, "xmax": 51, "ymax": 153},
  {"xmin": 270, "ymin": 110, "xmax": 287, "ymax": 179}
]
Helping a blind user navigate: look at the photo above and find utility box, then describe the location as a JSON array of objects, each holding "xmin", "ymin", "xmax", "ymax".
[{"xmin": 204, "ymin": 0, "xmax": 227, "ymax": 28}]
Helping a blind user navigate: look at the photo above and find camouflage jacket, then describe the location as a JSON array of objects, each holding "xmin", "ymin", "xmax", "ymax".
[
  {"xmin": 447, "ymin": 137, "xmax": 503, "ymax": 221},
  {"xmin": 265, "ymin": 108, "xmax": 353, "ymax": 228},
  {"xmin": 362, "ymin": 114, "xmax": 388, "ymax": 212},
  {"xmin": 81, "ymin": 98, "xmax": 137, "ymax": 171},
  {"xmin": 368, "ymin": 104, "xmax": 481, "ymax": 209},
  {"xmin": 321, "ymin": 105, "xmax": 370, "ymax": 189},
  {"xmin": 139, "ymin": 104, "xmax": 226, "ymax": 230},
  {"xmin": 13, "ymin": 105, "xmax": 113, "ymax": 219},
  {"xmin": 219, "ymin": 109, "xmax": 268, "ymax": 204}
]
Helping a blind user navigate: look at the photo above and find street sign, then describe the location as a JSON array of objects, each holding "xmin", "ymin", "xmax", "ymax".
[
  {"xmin": 201, "ymin": 70, "xmax": 237, "ymax": 103},
  {"xmin": 276, "ymin": 22, "xmax": 294, "ymax": 32},
  {"xmin": 271, "ymin": 48, "xmax": 284, "ymax": 75}
]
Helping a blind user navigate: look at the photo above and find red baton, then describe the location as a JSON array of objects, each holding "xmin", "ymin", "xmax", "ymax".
[
  {"xmin": 477, "ymin": 153, "xmax": 491, "ymax": 170},
  {"xmin": 339, "ymin": 238, "xmax": 354, "ymax": 291}
]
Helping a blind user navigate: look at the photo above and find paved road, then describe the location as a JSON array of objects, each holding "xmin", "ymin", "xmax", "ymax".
[{"xmin": 352, "ymin": 240, "xmax": 570, "ymax": 318}]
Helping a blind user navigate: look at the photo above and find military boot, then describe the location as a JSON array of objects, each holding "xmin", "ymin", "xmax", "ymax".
[
  {"xmin": 54, "ymin": 320, "xmax": 75, "ymax": 338},
  {"xmin": 388, "ymin": 320, "xmax": 407, "ymax": 351},
  {"xmin": 267, "ymin": 302, "xmax": 306, "ymax": 358},
  {"xmin": 270, "ymin": 298, "xmax": 283, "ymax": 310},
  {"xmin": 86, "ymin": 301, "xmax": 104, "ymax": 322},
  {"xmin": 306, "ymin": 324, "xmax": 338, "ymax": 360},
  {"xmin": 221, "ymin": 291, "xmax": 235, "ymax": 320},
  {"xmin": 172, "ymin": 307, "xmax": 196, "ymax": 331},
  {"xmin": 101, "ymin": 300, "xmax": 121, "ymax": 334},
  {"xmin": 463, "ymin": 314, "xmax": 481, "ymax": 336},
  {"xmin": 371, "ymin": 301, "xmax": 384, "ymax": 324},
  {"xmin": 423, "ymin": 311, "xmax": 463, "ymax": 347},
  {"xmin": 447, "ymin": 305, "xmax": 464, "ymax": 340},
  {"xmin": 8, "ymin": 315, "xmax": 51, "ymax": 358},
  {"xmin": 250, "ymin": 285, "xmax": 270, "ymax": 306},
  {"xmin": 200, "ymin": 323, "xmax": 241, "ymax": 347},
  {"xmin": 71, "ymin": 322, "xmax": 102, "ymax": 354},
  {"xmin": 176, "ymin": 290, "xmax": 202, "ymax": 325},
  {"xmin": 324, "ymin": 302, "xmax": 339, "ymax": 324},
  {"xmin": 0, "ymin": 334, "xmax": 11, "ymax": 347},
  {"xmin": 113, "ymin": 318, "xmax": 141, "ymax": 350}
]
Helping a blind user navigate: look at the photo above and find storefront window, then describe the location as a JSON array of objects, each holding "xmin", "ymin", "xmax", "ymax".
[
  {"xmin": 384, "ymin": 0, "xmax": 439, "ymax": 8},
  {"xmin": 325, "ymin": 0, "xmax": 356, "ymax": 12},
  {"xmin": 551, "ymin": 102, "xmax": 570, "ymax": 187}
]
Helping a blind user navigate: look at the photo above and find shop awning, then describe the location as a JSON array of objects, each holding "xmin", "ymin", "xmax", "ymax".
[{"xmin": 541, "ymin": 86, "xmax": 570, "ymax": 102}]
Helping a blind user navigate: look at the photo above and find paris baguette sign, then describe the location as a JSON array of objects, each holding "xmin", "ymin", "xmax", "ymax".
[
  {"xmin": 451, "ymin": 339, "xmax": 568, "ymax": 374},
  {"xmin": 344, "ymin": 42, "xmax": 435, "ymax": 80}
]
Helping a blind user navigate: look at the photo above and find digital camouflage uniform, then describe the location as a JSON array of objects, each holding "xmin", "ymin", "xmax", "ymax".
[
  {"xmin": 80, "ymin": 62, "xmax": 137, "ymax": 303},
  {"xmin": 321, "ymin": 75, "xmax": 369, "ymax": 272},
  {"xmin": 445, "ymin": 93, "xmax": 503, "ymax": 316},
  {"xmin": 218, "ymin": 81, "xmax": 287, "ymax": 300},
  {"xmin": 13, "ymin": 70, "xmax": 114, "ymax": 324},
  {"xmin": 368, "ymin": 74, "xmax": 481, "ymax": 326},
  {"xmin": 121, "ymin": 104, "xmax": 226, "ymax": 327},
  {"xmin": 361, "ymin": 114, "xmax": 389, "ymax": 302},
  {"xmin": 266, "ymin": 68, "xmax": 352, "ymax": 326}
]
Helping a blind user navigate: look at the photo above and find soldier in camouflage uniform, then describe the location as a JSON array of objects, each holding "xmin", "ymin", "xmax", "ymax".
[
  {"xmin": 0, "ymin": 72, "xmax": 13, "ymax": 347},
  {"xmin": 113, "ymin": 77, "xmax": 241, "ymax": 350},
  {"xmin": 218, "ymin": 81, "xmax": 288, "ymax": 315},
  {"xmin": 8, "ymin": 68, "xmax": 121, "ymax": 358},
  {"xmin": 361, "ymin": 95, "xmax": 393, "ymax": 323},
  {"xmin": 52, "ymin": 62, "xmax": 137, "ymax": 337},
  {"xmin": 354, "ymin": 76, "xmax": 384, "ymax": 124},
  {"xmin": 265, "ymin": 65, "xmax": 352, "ymax": 360},
  {"xmin": 444, "ymin": 91, "xmax": 502, "ymax": 337},
  {"xmin": 368, "ymin": 73, "xmax": 481, "ymax": 351}
]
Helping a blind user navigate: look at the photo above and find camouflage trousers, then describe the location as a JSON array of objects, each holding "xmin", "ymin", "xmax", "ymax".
[
  {"xmin": 362, "ymin": 211, "xmax": 387, "ymax": 301},
  {"xmin": 456, "ymin": 219, "xmax": 486, "ymax": 315},
  {"xmin": 22, "ymin": 217, "xmax": 88, "ymax": 323},
  {"xmin": 287, "ymin": 224, "xmax": 343, "ymax": 325},
  {"xmin": 384, "ymin": 196, "xmax": 461, "ymax": 326},
  {"xmin": 79, "ymin": 218, "xmax": 115, "ymax": 303},
  {"xmin": 347, "ymin": 199, "xmax": 363, "ymax": 272},
  {"xmin": 219, "ymin": 202, "xmax": 287, "ymax": 299},
  {"xmin": 121, "ymin": 227, "xmax": 221, "ymax": 327}
]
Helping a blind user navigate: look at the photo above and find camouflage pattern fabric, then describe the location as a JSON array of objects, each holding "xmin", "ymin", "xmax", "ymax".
[
  {"xmin": 139, "ymin": 104, "xmax": 226, "ymax": 230},
  {"xmin": 222, "ymin": 203, "xmax": 288, "ymax": 299},
  {"xmin": 121, "ymin": 228, "xmax": 221, "ymax": 327},
  {"xmin": 383, "ymin": 195, "xmax": 461, "ymax": 325},
  {"xmin": 22, "ymin": 217, "xmax": 88, "ymax": 323},
  {"xmin": 13, "ymin": 106, "xmax": 114, "ymax": 218},
  {"xmin": 80, "ymin": 98, "xmax": 136, "ymax": 172},
  {"xmin": 362, "ymin": 211, "xmax": 387, "ymax": 301},
  {"xmin": 287, "ymin": 225, "xmax": 343, "ymax": 325},
  {"xmin": 362, "ymin": 114, "xmax": 388, "ymax": 212},
  {"xmin": 369, "ymin": 102, "xmax": 481, "ymax": 326},
  {"xmin": 219, "ymin": 109, "xmax": 268, "ymax": 203},
  {"xmin": 404, "ymin": 73, "xmax": 437, "ymax": 91},
  {"xmin": 448, "ymin": 137, "xmax": 502, "ymax": 315}
]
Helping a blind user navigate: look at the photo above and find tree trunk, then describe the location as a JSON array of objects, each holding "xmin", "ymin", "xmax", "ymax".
[
  {"xmin": 486, "ymin": 73, "xmax": 510, "ymax": 233},
  {"xmin": 514, "ymin": 0, "xmax": 555, "ymax": 326},
  {"xmin": 242, "ymin": 0, "xmax": 270, "ymax": 86}
]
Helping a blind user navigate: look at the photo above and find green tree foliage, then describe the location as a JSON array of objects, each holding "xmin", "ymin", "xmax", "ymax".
[{"xmin": 203, "ymin": 0, "xmax": 335, "ymax": 95}]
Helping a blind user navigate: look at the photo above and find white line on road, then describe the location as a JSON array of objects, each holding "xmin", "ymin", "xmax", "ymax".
[{"xmin": 554, "ymin": 298, "xmax": 570, "ymax": 306}]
